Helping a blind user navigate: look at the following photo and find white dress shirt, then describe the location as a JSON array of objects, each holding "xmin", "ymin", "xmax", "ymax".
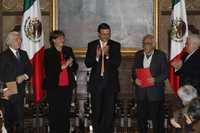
[
  {"xmin": 96, "ymin": 40, "xmax": 109, "ymax": 62},
  {"xmin": 9, "ymin": 47, "xmax": 18, "ymax": 57},
  {"xmin": 143, "ymin": 51, "xmax": 154, "ymax": 68},
  {"xmin": 9, "ymin": 47, "xmax": 29, "ymax": 79},
  {"xmin": 184, "ymin": 49, "xmax": 196, "ymax": 62}
]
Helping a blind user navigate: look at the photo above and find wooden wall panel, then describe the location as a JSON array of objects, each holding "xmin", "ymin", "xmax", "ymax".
[
  {"xmin": 159, "ymin": 0, "xmax": 200, "ymax": 57},
  {"xmin": 0, "ymin": 0, "xmax": 50, "ymax": 52}
]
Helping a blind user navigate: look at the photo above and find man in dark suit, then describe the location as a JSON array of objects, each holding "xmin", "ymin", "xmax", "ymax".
[
  {"xmin": 0, "ymin": 31, "xmax": 32, "ymax": 133},
  {"xmin": 132, "ymin": 34, "xmax": 168, "ymax": 133},
  {"xmin": 172, "ymin": 33, "xmax": 200, "ymax": 96},
  {"xmin": 85, "ymin": 23, "xmax": 121, "ymax": 133}
]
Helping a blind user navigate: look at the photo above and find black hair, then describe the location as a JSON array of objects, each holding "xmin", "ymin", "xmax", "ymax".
[
  {"xmin": 97, "ymin": 23, "xmax": 111, "ymax": 33},
  {"xmin": 49, "ymin": 30, "xmax": 65, "ymax": 46}
]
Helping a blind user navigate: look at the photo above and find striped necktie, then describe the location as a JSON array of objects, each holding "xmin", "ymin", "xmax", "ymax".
[{"xmin": 16, "ymin": 50, "xmax": 20, "ymax": 60}]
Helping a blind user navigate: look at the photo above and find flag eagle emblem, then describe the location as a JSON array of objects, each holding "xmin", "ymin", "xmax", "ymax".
[
  {"xmin": 171, "ymin": 18, "xmax": 187, "ymax": 42},
  {"xmin": 24, "ymin": 16, "xmax": 42, "ymax": 43}
]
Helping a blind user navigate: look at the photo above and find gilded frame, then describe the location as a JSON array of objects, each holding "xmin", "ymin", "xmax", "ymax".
[{"xmin": 50, "ymin": 0, "xmax": 159, "ymax": 57}]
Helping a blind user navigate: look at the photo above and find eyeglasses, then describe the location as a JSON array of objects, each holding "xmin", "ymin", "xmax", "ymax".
[{"xmin": 143, "ymin": 43, "xmax": 153, "ymax": 46}]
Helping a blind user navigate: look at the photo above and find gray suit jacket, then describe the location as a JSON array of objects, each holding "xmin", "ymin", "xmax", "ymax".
[{"xmin": 132, "ymin": 49, "xmax": 168, "ymax": 101}]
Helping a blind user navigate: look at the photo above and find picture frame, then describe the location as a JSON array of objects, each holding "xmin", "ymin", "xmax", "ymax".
[{"xmin": 50, "ymin": 0, "xmax": 159, "ymax": 56}]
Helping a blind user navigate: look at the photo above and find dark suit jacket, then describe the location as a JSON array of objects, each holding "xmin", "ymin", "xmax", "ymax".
[
  {"xmin": 0, "ymin": 48, "xmax": 32, "ymax": 94},
  {"xmin": 43, "ymin": 46, "xmax": 78, "ymax": 90},
  {"xmin": 85, "ymin": 39, "xmax": 121, "ymax": 92},
  {"xmin": 176, "ymin": 48, "xmax": 200, "ymax": 94},
  {"xmin": 132, "ymin": 49, "xmax": 168, "ymax": 101}
]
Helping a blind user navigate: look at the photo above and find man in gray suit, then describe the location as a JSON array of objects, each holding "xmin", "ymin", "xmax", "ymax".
[{"xmin": 132, "ymin": 34, "xmax": 168, "ymax": 133}]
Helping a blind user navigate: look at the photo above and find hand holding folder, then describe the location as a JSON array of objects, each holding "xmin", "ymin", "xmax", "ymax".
[
  {"xmin": 1, "ymin": 81, "xmax": 18, "ymax": 100},
  {"xmin": 135, "ymin": 68, "xmax": 154, "ymax": 88}
]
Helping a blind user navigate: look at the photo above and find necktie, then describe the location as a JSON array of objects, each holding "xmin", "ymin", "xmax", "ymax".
[
  {"xmin": 146, "ymin": 54, "xmax": 151, "ymax": 59},
  {"xmin": 100, "ymin": 43, "xmax": 105, "ymax": 77},
  {"xmin": 16, "ymin": 51, "xmax": 20, "ymax": 60}
]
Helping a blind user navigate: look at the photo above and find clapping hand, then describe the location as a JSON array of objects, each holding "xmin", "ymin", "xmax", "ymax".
[
  {"xmin": 103, "ymin": 45, "xmax": 109, "ymax": 56},
  {"xmin": 16, "ymin": 74, "xmax": 28, "ymax": 84},
  {"xmin": 135, "ymin": 78, "xmax": 141, "ymax": 86},
  {"xmin": 96, "ymin": 45, "xmax": 102, "ymax": 58},
  {"xmin": 148, "ymin": 77, "xmax": 155, "ymax": 84},
  {"xmin": 61, "ymin": 57, "xmax": 73, "ymax": 70},
  {"xmin": 171, "ymin": 59, "xmax": 183, "ymax": 69}
]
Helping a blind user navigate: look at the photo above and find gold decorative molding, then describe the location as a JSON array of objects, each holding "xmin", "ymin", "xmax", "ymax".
[
  {"xmin": 2, "ymin": 0, "xmax": 18, "ymax": 10},
  {"xmin": 51, "ymin": 0, "xmax": 58, "ymax": 31},
  {"xmin": 154, "ymin": 0, "xmax": 159, "ymax": 49},
  {"xmin": 73, "ymin": 48, "xmax": 140, "ymax": 58},
  {"xmin": 2, "ymin": 0, "xmax": 50, "ymax": 11}
]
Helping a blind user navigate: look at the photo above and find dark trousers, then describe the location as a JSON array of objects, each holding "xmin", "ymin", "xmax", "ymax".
[
  {"xmin": 175, "ymin": 124, "xmax": 193, "ymax": 133},
  {"xmin": 136, "ymin": 99, "xmax": 165, "ymax": 133},
  {"xmin": 47, "ymin": 87, "xmax": 72, "ymax": 133},
  {"xmin": 91, "ymin": 80, "xmax": 115, "ymax": 133},
  {"xmin": 1, "ymin": 94, "xmax": 24, "ymax": 133}
]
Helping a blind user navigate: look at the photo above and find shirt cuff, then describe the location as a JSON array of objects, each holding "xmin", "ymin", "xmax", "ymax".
[
  {"xmin": 24, "ymin": 74, "xmax": 29, "ymax": 79},
  {"xmin": 69, "ymin": 62, "xmax": 73, "ymax": 67},
  {"xmin": 174, "ymin": 68, "xmax": 180, "ymax": 72},
  {"xmin": 96, "ymin": 57, "xmax": 99, "ymax": 62}
]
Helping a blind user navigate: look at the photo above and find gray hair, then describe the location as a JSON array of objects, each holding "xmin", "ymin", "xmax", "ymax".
[
  {"xmin": 178, "ymin": 85, "xmax": 198, "ymax": 105},
  {"xmin": 143, "ymin": 34, "xmax": 154, "ymax": 43},
  {"xmin": 188, "ymin": 32, "xmax": 200, "ymax": 48},
  {"xmin": 5, "ymin": 31, "xmax": 20, "ymax": 47}
]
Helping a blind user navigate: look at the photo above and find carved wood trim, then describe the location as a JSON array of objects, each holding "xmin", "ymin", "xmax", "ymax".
[{"xmin": 161, "ymin": 10, "xmax": 200, "ymax": 15}]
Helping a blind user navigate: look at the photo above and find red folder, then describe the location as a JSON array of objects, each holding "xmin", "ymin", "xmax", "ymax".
[{"xmin": 135, "ymin": 68, "xmax": 154, "ymax": 88}]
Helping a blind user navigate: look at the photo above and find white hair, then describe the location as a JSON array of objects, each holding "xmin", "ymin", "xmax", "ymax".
[
  {"xmin": 178, "ymin": 85, "xmax": 198, "ymax": 105},
  {"xmin": 5, "ymin": 31, "xmax": 20, "ymax": 47},
  {"xmin": 188, "ymin": 32, "xmax": 200, "ymax": 48}
]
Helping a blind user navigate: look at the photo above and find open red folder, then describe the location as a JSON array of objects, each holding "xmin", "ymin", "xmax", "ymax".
[{"xmin": 135, "ymin": 68, "xmax": 154, "ymax": 88}]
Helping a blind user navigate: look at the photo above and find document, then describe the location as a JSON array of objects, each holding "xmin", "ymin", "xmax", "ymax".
[
  {"xmin": 1, "ymin": 81, "xmax": 18, "ymax": 100},
  {"xmin": 135, "ymin": 68, "xmax": 154, "ymax": 88}
]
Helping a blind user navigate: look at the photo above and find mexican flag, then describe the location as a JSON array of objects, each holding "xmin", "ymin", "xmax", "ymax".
[
  {"xmin": 21, "ymin": 0, "xmax": 44, "ymax": 103},
  {"xmin": 169, "ymin": 0, "xmax": 188, "ymax": 94}
]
